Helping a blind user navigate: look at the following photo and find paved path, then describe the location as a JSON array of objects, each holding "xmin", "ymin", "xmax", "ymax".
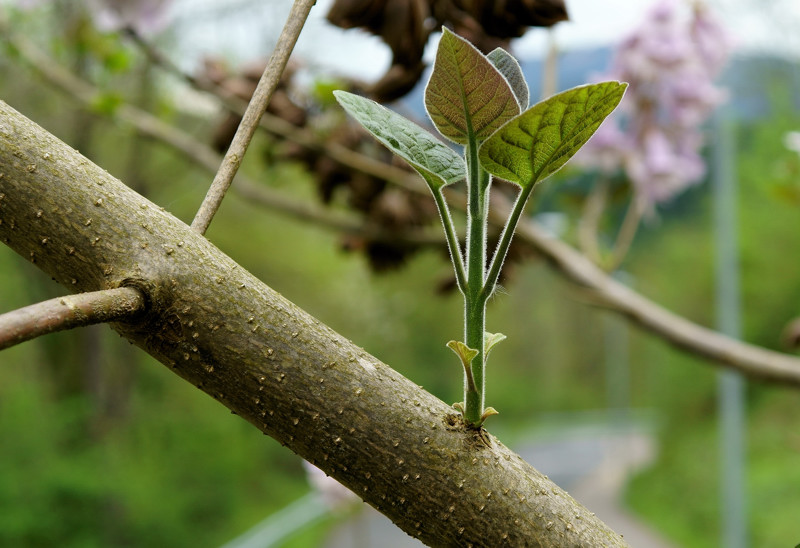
[{"xmin": 323, "ymin": 419, "xmax": 677, "ymax": 548}]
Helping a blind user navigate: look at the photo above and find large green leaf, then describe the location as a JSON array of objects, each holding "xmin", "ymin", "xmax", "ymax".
[
  {"xmin": 424, "ymin": 28, "xmax": 520, "ymax": 144},
  {"xmin": 478, "ymin": 81, "xmax": 627, "ymax": 188},
  {"xmin": 487, "ymin": 47, "xmax": 529, "ymax": 110},
  {"xmin": 333, "ymin": 90, "xmax": 464, "ymax": 189}
]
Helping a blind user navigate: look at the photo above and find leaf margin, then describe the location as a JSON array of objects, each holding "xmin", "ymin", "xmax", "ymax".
[
  {"xmin": 487, "ymin": 47, "xmax": 529, "ymax": 110},
  {"xmin": 477, "ymin": 81, "xmax": 628, "ymax": 189},
  {"xmin": 333, "ymin": 90, "xmax": 464, "ymax": 190},
  {"xmin": 424, "ymin": 27, "xmax": 521, "ymax": 145}
]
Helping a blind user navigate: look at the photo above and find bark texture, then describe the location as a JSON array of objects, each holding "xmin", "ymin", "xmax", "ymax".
[
  {"xmin": 0, "ymin": 287, "xmax": 144, "ymax": 349},
  {"xmin": 0, "ymin": 99, "xmax": 628, "ymax": 547}
]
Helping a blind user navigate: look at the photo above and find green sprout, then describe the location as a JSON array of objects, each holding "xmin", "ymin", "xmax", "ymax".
[{"xmin": 335, "ymin": 28, "xmax": 626, "ymax": 429}]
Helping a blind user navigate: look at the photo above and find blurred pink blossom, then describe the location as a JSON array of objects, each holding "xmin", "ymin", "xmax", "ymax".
[
  {"xmin": 691, "ymin": 3, "xmax": 734, "ymax": 72},
  {"xmin": 86, "ymin": 0, "xmax": 174, "ymax": 35},
  {"xmin": 577, "ymin": 0, "xmax": 731, "ymax": 206}
]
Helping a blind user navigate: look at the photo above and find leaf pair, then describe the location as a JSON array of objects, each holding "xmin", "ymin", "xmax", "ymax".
[
  {"xmin": 334, "ymin": 28, "xmax": 626, "ymax": 192},
  {"xmin": 333, "ymin": 28, "xmax": 626, "ymax": 429}
]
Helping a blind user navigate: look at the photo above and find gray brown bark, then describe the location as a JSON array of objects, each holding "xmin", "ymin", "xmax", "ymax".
[
  {"xmin": 0, "ymin": 287, "xmax": 144, "ymax": 350},
  {"xmin": 0, "ymin": 99, "xmax": 628, "ymax": 547}
]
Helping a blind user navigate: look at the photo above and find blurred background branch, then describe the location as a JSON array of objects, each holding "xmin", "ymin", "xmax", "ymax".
[{"xmin": 2, "ymin": 1, "xmax": 800, "ymax": 546}]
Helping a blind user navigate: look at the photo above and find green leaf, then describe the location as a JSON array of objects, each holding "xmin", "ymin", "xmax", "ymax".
[
  {"xmin": 334, "ymin": 90, "xmax": 464, "ymax": 190},
  {"xmin": 446, "ymin": 340, "xmax": 479, "ymax": 367},
  {"xmin": 89, "ymin": 91, "xmax": 124, "ymax": 116},
  {"xmin": 487, "ymin": 48, "xmax": 529, "ymax": 110},
  {"xmin": 484, "ymin": 331, "xmax": 507, "ymax": 358},
  {"xmin": 478, "ymin": 81, "xmax": 628, "ymax": 188},
  {"xmin": 425, "ymin": 28, "xmax": 520, "ymax": 144},
  {"xmin": 446, "ymin": 340, "xmax": 478, "ymax": 392},
  {"xmin": 479, "ymin": 407, "xmax": 499, "ymax": 424}
]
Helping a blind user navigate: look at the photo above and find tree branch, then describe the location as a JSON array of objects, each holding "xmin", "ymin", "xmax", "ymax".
[
  {"xmin": 509, "ymin": 210, "xmax": 800, "ymax": 385},
  {"xmin": 124, "ymin": 23, "xmax": 431, "ymax": 196},
  {"xmin": 0, "ymin": 99, "xmax": 629, "ymax": 547},
  {"xmin": 191, "ymin": 0, "xmax": 316, "ymax": 234},
  {"xmin": 0, "ymin": 287, "xmax": 145, "ymax": 350}
]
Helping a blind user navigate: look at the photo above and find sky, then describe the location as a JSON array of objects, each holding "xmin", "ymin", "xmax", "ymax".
[{"xmin": 169, "ymin": 0, "xmax": 800, "ymax": 82}]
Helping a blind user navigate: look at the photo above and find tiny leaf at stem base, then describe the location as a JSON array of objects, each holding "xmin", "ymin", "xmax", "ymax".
[{"xmin": 447, "ymin": 340, "xmax": 479, "ymax": 393}]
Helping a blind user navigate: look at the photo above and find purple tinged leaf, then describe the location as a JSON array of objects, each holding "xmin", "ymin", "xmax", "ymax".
[
  {"xmin": 478, "ymin": 81, "xmax": 627, "ymax": 189},
  {"xmin": 425, "ymin": 28, "xmax": 520, "ymax": 144},
  {"xmin": 333, "ymin": 90, "xmax": 464, "ymax": 190}
]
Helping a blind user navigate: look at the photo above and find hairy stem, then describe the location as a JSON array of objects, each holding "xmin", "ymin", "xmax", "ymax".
[
  {"xmin": 191, "ymin": 0, "xmax": 316, "ymax": 234},
  {"xmin": 463, "ymin": 135, "xmax": 490, "ymax": 426},
  {"xmin": 432, "ymin": 186, "xmax": 467, "ymax": 293},
  {"xmin": 483, "ymin": 184, "xmax": 534, "ymax": 299}
]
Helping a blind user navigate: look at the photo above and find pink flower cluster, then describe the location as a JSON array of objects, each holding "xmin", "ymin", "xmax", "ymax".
[
  {"xmin": 577, "ymin": 0, "xmax": 732, "ymax": 206},
  {"xmin": 86, "ymin": 0, "xmax": 174, "ymax": 35}
]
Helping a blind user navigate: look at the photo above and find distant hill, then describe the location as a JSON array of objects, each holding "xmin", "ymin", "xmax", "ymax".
[{"xmin": 398, "ymin": 45, "xmax": 800, "ymax": 122}]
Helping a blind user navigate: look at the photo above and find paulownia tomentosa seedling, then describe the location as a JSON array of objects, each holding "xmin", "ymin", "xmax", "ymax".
[{"xmin": 335, "ymin": 28, "xmax": 626, "ymax": 429}]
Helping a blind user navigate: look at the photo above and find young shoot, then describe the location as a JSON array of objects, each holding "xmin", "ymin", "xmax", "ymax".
[{"xmin": 335, "ymin": 28, "xmax": 626, "ymax": 429}]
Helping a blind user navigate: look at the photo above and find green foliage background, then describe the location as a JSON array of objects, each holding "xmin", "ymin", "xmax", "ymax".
[{"xmin": 1, "ymin": 10, "xmax": 799, "ymax": 548}]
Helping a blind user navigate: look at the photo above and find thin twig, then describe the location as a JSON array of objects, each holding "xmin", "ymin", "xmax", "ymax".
[
  {"xmin": 0, "ymin": 287, "xmax": 146, "ymax": 351},
  {"xmin": 234, "ymin": 178, "xmax": 450, "ymax": 246},
  {"xmin": 577, "ymin": 177, "xmax": 609, "ymax": 265},
  {"xmin": 607, "ymin": 194, "xmax": 645, "ymax": 271},
  {"xmin": 191, "ymin": 0, "xmax": 317, "ymax": 234},
  {"xmin": 124, "ymin": 24, "xmax": 430, "ymax": 196}
]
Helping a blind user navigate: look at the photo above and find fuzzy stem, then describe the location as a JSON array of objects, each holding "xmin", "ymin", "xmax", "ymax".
[
  {"xmin": 463, "ymin": 135, "xmax": 490, "ymax": 426},
  {"xmin": 482, "ymin": 184, "xmax": 535, "ymax": 299},
  {"xmin": 432, "ymin": 186, "xmax": 467, "ymax": 293}
]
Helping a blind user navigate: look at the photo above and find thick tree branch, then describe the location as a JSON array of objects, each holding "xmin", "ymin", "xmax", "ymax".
[
  {"xmin": 191, "ymin": 0, "xmax": 316, "ymax": 234},
  {"xmin": 0, "ymin": 100, "xmax": 629, "ymax": 547},
  {"xmin": 0, "ymin": 287, "xmax": 145, "ymax": 350},
  {"xmin": 7, "ymin": 29, "xmax": 800, "ymax": 386}
]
